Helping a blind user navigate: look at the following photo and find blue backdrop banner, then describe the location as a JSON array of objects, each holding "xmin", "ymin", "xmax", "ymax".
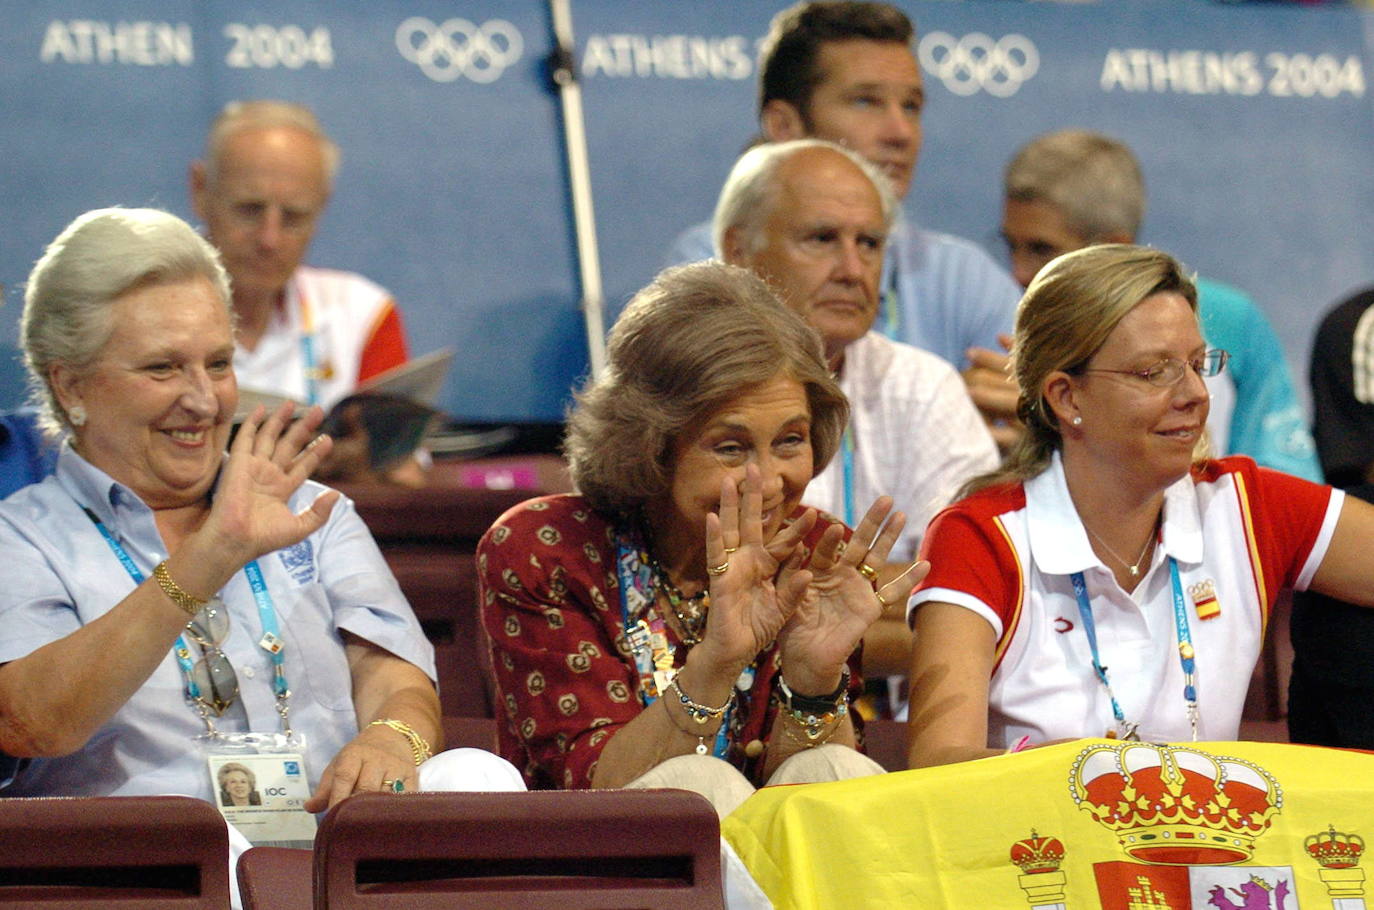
[{"xmin": 2, "ymin": 1, "xmax": 1371, "ymax": 422}]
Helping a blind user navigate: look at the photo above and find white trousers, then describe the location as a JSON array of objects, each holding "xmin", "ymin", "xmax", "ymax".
[{"xmin": 622, "ymin": 744, "xmax": 885, "ymax": 818}]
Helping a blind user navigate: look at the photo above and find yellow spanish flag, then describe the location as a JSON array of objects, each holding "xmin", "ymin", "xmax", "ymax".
[{"xmin": 723, "ymin": 740, "xmax": 1374, "ymax": 909}]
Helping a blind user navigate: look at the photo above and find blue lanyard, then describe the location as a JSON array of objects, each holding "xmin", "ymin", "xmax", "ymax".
[
  {"xmin": 81, "ymin": 507, "xmax": 288, "ymax": 704},
  {"xmin": 244, "ymin": 561, "xmax": 288, "ymax": 696},
  {"xmin": 300, "ymin": 334, "xmax": 319, "ymax": 407},
  {"xmin": 839, "ymin": 427, "xmax": 855, "ymax": 528},
  {"xmin": 616, "ymin": 538, "xmax": 732, "ymax": 759},
  {"xmin": 1069, "ymin": 555, "xmax": 1199, "ymax": 742},
  {"xmin": 296, "ymin": 282, "xmax": 319, "ymax": 407}
]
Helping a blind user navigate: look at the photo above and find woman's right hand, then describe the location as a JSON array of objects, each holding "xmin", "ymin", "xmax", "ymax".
[
  {"xmin": 690, "ymin": 463, "xmax": 814, "ymax": 676},
  {"xmin": 198, "ymin": 402, "xmax": 340, "ymax": 568}
]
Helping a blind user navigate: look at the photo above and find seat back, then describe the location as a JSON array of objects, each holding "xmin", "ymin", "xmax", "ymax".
[
  {"xmin": 439, "ymin": 716, "xmax": 499, "ymax": 753},
  {"xmin": 0, "ymin": 795, "xmax": 230, "ymax": 908},
  {"xmin": 861, "ymin": 718, "xmax": 910, "ymax": 772},
  {"xmin": 314, "ymin": 789, "xmax": 723, "ymax": 909},
  {"xmin": 237, "ymin": 847, "xmax": 312, "ymax": 910}
]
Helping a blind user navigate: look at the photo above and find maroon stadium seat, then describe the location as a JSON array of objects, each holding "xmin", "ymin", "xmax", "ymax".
[
  {"xmin": 0, "ymin": 795, "xmax": 230, "ymax": 908},
  {"xmin": 313, "ymin": 789, "xmax": 723, "ymax": 909}
]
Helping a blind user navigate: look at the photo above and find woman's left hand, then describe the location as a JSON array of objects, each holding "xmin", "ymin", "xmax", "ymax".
[
  {"xmin": 304, "ymin": 640, "xmax": 440, "ymax": 811},
  {"xmin": 200, "ymin": 402, "xmax": 339, "ymax": 568},
  {"xmin": 304, "ymin": 725, "xmax": 420, "ymax": 811},
  {"xmin": 777, "ymin": 497, "xmax": 929, "ymax": 693}
]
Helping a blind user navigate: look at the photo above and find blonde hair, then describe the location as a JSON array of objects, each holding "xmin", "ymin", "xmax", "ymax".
[{"xmin": 963, "ymin": 244, "xmax": 1200, "ymax": 495}]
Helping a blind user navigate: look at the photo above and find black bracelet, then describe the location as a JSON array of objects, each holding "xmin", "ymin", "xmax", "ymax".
[{"xmin": 777, "ymin": 665, "xmax": 850, "ymax": 716}]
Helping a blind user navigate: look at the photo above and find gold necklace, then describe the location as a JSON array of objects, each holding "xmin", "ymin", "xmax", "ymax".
[{"xmin": 1084, "ymin": 520, "xmax": 1157, "ymax": 578}]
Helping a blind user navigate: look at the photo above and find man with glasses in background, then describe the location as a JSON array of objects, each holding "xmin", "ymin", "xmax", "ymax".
[
  {"xmin": 190, "ymin": 100, "xmax": 410, "ymax": 414},
  {"xmin": 970, "ymin": 128, "xmax": 1319, "ymax": 478}
]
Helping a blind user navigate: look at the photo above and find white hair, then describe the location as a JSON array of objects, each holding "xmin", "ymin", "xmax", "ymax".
[
  {"xmin": 712, "ymin": 138, "xmax": 897, "ymax": 258},
  {"xmin": 22, "ymin": 207, "xmax": 234, "ymax": 436},
  {"xmin": 203, "ymin": 99, "xmax": 340, "ymax": 186}
]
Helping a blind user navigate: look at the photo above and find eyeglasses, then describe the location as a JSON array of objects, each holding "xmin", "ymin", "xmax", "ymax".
[
  {"xmin": 1077, "ymin": 349, "xmax": 1229, "ymax": 388},
  {"xmin": 182, "ymin": 600, "xmax": 238, "ymax": 716}
]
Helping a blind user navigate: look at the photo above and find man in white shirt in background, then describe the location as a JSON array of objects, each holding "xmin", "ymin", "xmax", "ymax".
[
  {"xmin": 667, "ymin": 1, "xmax": 1021, "ymax": 375},
  {"xmin": 190, "ymin": 100, "xmax": 424, "ymax": 485},
  {"xmin": 716, "ymin": 137, "xmax": 998, "ymax": 695}
]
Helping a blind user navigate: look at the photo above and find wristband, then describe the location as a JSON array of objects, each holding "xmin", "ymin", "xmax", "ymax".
[
  {"xmin": 778, "ymin": 665, "xmax": 850, "ymax": 715},
  {"xmin": 777, "ymin": 665, "xmax": 850, "ymax": 743}
]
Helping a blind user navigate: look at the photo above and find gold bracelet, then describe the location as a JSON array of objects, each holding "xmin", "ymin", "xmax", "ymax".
[
  {"xmin": 368, "ymin": 719, "xmax": 433, "ymax": 765},
  {"xmin": 152, "ymin": 561, "xmax": 208, "ymax": 617},
  {"xmin": 779, "ymin": 708, "xmax": 845, "ymax": 749}
]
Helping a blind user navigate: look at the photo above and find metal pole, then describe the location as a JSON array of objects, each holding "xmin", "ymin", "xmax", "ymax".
[{"xmin": 548, "ymin": 0, "xmax": 606, "ymax": 379}]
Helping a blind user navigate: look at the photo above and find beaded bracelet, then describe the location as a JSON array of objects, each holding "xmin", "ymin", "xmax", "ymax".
[
  {"xmin": 777, "ymin": 666, "xmax": 851, "ymax": 744},
  {"xmin": 665, "ymin": 677, "xmax": 734, "ymax": 755},
  {"xmin": 666, "ymin": 676, "xmax": 733, "ymax": 725}
]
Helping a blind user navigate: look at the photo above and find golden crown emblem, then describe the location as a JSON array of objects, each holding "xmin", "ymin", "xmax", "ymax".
[
  {"xmin": 1009, "ymin": 829, "xmax": 1065, "ymax": 874},
  {"xmin": 1069, "ymin": 742, "xmax": 1282, "ymax": 865},
  {"xmin": 1306, "ymin": 825, "xmax": 1365, "ymax": 869}
]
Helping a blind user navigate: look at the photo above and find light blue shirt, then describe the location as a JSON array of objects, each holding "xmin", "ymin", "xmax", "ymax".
[
  {"xmin": 0, "ymin": 446, "xmax": 434, "ymax": 801},
  {"xmin": 664, "ymin": 211, "xmax": 1022, "ymax": 368},
  {"xmin": 1197, "ymin": 277, "xmax": 1321, "ymax": 482}
]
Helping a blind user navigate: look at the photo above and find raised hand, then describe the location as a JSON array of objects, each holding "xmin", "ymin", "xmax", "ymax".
[
  {"xmin": 778, "ymin": 497, "xmax": 929, "ymax": 693},
  {"xmin": 200, "ymin": 402, "xmax": 340, "ymax": 567},
  {"xmin": 963, "ymin": 335, "xmax": 1025, "ymax": 451},
  {"xmin": 691, "ymin": 463, "xmax": 813, "ymax": 674}
]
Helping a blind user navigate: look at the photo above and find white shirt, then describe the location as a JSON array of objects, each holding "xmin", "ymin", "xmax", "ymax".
[
  {"xmin": 805, "ymin": 332, "xmax": 999, "ymax": 561},
  {"xmin": 910, "ymin": 453, "xmax": 1340, "ymax": 745},
  {"xmin": 234, "ymin": 266, "xmax": 403, "ymax": 411}
]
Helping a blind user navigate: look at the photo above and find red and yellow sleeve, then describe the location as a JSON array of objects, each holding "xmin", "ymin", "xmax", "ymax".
[{"xmin": 357, "ymin": 301, "xmax": 409, "ymax": 384}]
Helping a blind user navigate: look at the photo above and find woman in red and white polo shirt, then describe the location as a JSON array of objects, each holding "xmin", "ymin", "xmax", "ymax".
[{"xmin": 907, "ymin": 244, "xmax": 1372, "ymax": 766}]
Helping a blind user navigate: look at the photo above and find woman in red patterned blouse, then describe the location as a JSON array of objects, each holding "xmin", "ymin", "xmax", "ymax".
[{"xmin": 478, "ymin": 263, "xmax": 926, "ymax": 814}]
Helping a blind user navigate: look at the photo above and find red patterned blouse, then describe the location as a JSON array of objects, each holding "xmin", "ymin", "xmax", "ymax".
[{"xmin": 477, "ymin": 494, "xmax": 866, "ymax": 790}]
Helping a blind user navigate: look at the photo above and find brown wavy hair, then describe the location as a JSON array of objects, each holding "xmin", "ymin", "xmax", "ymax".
[{"xmin": 565, "ymin": 262, "xmax": 848, "ymax": 516}]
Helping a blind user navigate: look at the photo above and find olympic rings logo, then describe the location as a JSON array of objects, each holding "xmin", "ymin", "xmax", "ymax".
[
  {"xmin": 918, "ymin": 32, "xmax": 1039, "ymax": 98},
  {"xmin": 395, "ymin": 17, "xmax": 523, "ymax": 83}
]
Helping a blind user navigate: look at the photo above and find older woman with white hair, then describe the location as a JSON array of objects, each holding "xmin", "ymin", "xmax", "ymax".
[{"xmin": 0, "ymin": 208, "xmax": 520, "ymax": 824}]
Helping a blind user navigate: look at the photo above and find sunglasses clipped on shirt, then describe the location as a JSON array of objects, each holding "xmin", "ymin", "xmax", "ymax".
[{"xmin": 181, "ymin": 600, "xmax": 239, "ymax": 716}]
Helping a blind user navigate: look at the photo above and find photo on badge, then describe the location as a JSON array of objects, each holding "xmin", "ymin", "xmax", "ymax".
[{"xmin": 206, "ymin": 751, "xmax": 318, "ymax": 848}]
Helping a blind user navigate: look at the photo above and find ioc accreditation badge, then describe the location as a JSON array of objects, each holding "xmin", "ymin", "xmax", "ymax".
[{"xmin": 207, "ymin": 751, "xmax": 317, "ymax": 848}]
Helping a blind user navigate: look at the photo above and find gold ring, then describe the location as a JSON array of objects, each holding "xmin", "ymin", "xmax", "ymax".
[
  {"xmin": 858, "ymin": 563, "xmax": 879, "ymax": 582},
  {"xmin": 382, "ymin": 778, "xmax": 405, "ymax": 793},
  {"xmin": 876, "ymin": 590, "xmax": 893, "ymax": 609},
  {"xmin": 722, "ymin": 546, "xmax": 738, "ymax": 554},
  {"xmin": 707, "ymin": 561, "xmax": 730, "ymax": 576}
]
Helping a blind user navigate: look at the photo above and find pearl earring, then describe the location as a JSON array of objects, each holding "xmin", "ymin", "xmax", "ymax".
[
  {"xmin": 1071, "ymin": 416, "xmax": 1082, "ymax": 427},
  {"xmin": 68, "ymin": 405, "xmax": 87, "ymax": 428}
]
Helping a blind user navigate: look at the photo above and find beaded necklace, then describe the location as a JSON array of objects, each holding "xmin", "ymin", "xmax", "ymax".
[{"xmin": 638, "ymin": 519, "xmax": 709, "ymax": 645}]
